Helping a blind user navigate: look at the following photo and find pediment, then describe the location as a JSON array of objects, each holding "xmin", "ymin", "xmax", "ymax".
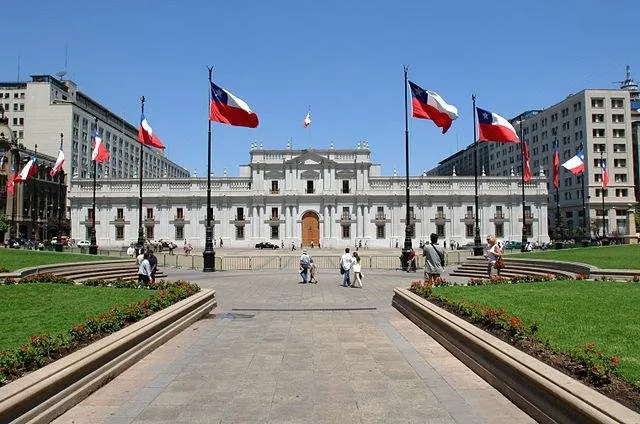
[
  {"xmin": 335, "ymin": 170, "xmax": 355, "ymax": 178},
  {"xmin": 300, "ymin": 170, "xmax": 320, "ymax": 179},
  {"xmin": 264, "ymin": 170, "xmax": 285, "ymax": 179},
  {"xmin": 284, "ymin": 150, "xmax": 336, "ymax": 166}
]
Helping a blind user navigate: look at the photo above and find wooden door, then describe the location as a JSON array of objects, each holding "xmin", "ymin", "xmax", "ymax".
[{"xmin": 301, "ymin": 212, "xmax": 319, "ymax": 247}]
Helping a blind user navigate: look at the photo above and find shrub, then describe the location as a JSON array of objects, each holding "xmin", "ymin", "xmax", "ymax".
[{"xmin": 572, "ymin": 342, "xmax": 621, "ymax": 386}]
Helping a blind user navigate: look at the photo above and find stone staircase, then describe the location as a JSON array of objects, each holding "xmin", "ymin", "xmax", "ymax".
[
  {"xmin": 24, "ymin": 260, "xmax": 168, "ymax": 283},
  {"xmin": 449, "ymin": 256, "xmax": 589, "ymax": 280}
]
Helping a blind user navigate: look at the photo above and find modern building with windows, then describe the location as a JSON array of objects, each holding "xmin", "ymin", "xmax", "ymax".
[
  {"xmin": 429, "ymin": 71, "xmax": 638, "ymax": 241},
  {"xmin": 68, "ymin": 144, "xmax": 549, "ymax": 248},
  {"xmin": 0, "ymin": 75, "xmax": 189, "ymax": 180}
]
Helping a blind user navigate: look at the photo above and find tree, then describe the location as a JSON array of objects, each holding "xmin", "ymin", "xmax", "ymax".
[{"xmin": 0, "ymin": 212, "xmax": 8, "ymax": 234}]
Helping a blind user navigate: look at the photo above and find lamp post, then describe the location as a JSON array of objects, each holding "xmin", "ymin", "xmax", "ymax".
[{"xmin": 203, "ymin": 67, "xmax": 216, "ymax": 272}]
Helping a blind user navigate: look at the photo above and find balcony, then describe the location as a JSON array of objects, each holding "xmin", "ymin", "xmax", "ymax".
[
  {"xmin": 494, "ymin": 213, "xmax": 505, "ymax": 219},
  {"xmin": 306, "ymin": 189, "xmax": 315, "ymax": 194},
  {"xmin": 375, "ymin": 214, "xmax": 386, "ymax": 220},
  {"xmin": 270, "ymin": 189, "xmax": 280, "ymax": 194},
  {"xmin": 174, "ymin": 215, "xmax": 185, "ymax": 221},
  {"xmin": 464, "ymin": 214, "xmax": 475, "ymax": 220}
]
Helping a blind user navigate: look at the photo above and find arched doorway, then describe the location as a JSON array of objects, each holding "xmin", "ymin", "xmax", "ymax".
[{"xmin": 301, "ymin": 211, "xmax": 320, "ymax": 248}]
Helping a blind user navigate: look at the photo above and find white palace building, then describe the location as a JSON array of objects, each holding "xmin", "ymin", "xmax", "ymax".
[{"xmin": 68, "ymin": 145, "xmax": 550, "ymax": 249}]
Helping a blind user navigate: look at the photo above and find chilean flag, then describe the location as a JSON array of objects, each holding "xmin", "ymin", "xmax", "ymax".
[
  {"xmin": 408, "ymin": 81, "xmax": 458, "ymax": 134},
  {"xmin": 477, "ymin": 107, "xmax": 520, "ymax": 143},
  {"xmin": 552, "ymin": 139, "xmax": 560, "ymax": 189},
  {"xmin": 522, "ymin": 140, "xmax": 532, "ymax": 182},
  {"xmin": 50, "ymin": 146, "xmax": 65, "ymax": 177},
  {"xmin": 303, "ymin": 111, "xmax": 311, "ymax": 128},
  {"xmin": 602, "ymin": 162, "xmax": 609, "ymax": 188},
  {"xmin": 6, "ymin": 165, "xmax": 15, "ymax": 195},
  {"xmin": 14, "ymin": 156, "xmax": 38, "ymax": 183},
  {"xmin": 91, "ymin": 130, "xmax": 110, "ymax": 163},
  {"xmin": 209, "ymin": 82, "xmax": 259, "ymax": 128},
  {"xmin": 138, "ymin": 113, "xmax": 165, "ymax": 149},
  {"xmin": 562, "ymin": 149, "xmax": 584, "ymax": 175}
]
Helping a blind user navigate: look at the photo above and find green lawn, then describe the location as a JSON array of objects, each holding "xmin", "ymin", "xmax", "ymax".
[
  {"xmin": 0, "ymin": 283, "xmax": 154, "ymax": 351},
  {"xmin": 434, "ymin": 280, "xmax": 640, "ymax": 385},
  {"xmin": 0, "ymin": 249, "xmax": 120, "ymax": 272},
  {"xmin": 505, "ymin": 244, "xmax": 640, "ymax": 269}
]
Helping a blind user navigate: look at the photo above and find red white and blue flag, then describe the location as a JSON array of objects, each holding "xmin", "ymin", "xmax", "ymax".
[
  {"xmin": 408, "ymin": 81, "xmax": 458, "ymax": 134},
  {"xmin": 14, "ymin": 156, "xmax": 38, "ymax": 183},
  {"xmin": 562, "ymin": 148, "xmax": 584, "ymax": 175},
  {"xmin": 303, "ymin": 111, "xmax": 311, "ymax": 128},
  {"xmin": 522, "ymin": 140, "xmax": 532, "ymax": 182},
  {"xmin": 6, "ymin": 165, "xmax": 15, "ymax": 195},
  {"xmin": 138, "ymin": 113, "xmax": 165, "ymax": 149},
  {"xmin": 602, "ymin": 162, "xmax": 609, "ymax": 188},
  {"xmin": 50, "ymin": 145, "xmax": 65, "ymax": 177},
  {"xmin": 552, "ymin": 139, "xmax": 560, "ymax": 189},
  {"xmin": 476, "ymin": 107, "xmax": 520, "ymax": 143},
  {"xmin": 209, "ymin": 82, "xmax": 259, "ymax": 128},
  {"xmin": 91, "ymin": 130, "xmax": 110, "ymax": 163}
]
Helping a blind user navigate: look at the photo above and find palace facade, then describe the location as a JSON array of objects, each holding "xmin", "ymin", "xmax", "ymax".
[{"xmin": 69, "ymin": 146, "xmax": 550, "ymax": 248}]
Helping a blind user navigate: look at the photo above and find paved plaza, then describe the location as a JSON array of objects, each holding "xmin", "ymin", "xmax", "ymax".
[{"xmin": 53, "ymin": 266, "xmax": 533, "ymax": 424}]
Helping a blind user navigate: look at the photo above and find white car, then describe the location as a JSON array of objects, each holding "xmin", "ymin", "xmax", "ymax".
[{"xmin": 77, "ymin": 240, "xmax": 91, "ymax": 247}]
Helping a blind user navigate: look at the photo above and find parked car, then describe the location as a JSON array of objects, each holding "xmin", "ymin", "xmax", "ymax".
[
  {"xmin": 77, "ymin": 240, "xmax": 91, "ymax": 248},
  {"xmin": 254, "ymin": 241, "xmax": 279, "ymax": 249}
]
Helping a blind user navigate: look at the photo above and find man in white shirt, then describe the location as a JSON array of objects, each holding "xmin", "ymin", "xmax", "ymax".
[
  {"xmin": 340, "ymin": 248, "xmax": 355, "ymax": 287},
  {"xmin": 299, "ymin": 250, "xmax": 311, "ymax": 283}
]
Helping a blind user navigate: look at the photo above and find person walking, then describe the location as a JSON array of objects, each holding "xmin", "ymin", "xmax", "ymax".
[
  {"xmin": 340, "ymin": 248, "xmax": 355, "ymax": 287},
  {"xmin": 309, "ymin": 259, "xmax": 318, "ymax": 283},
  {"xmin": 299, "ymin": 250, "xmax": 311, "ymax": 283},
  {"xmin": 352, "ymin": 251, "xmax": 363, "ymax": 288},
  {"xmin": 485, "ymin": 234, "xmax": 503, "ymax": 278},
  {"xmin": 423, "ymin": 233, "xmax": 445, "ymax": 281},
  {"xmin": 148, "ymin": 250, "xmax": 158, "ymax": 284},
  {"xmin": 137, "ymin": 251, "xmax": 152, "ymax": 284}
]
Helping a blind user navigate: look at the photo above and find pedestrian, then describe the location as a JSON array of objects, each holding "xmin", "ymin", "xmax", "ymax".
[
  {"xmin": 281, "ymin": 240, "xmax": 284, "ymax": 248},
  {"xmin": 137, "ymin": 251, "xmax": 152, "ymax": 284},
  {"xmin": 148, "ymin": 249, "xmax": 158, "ymax": 284},
  {"xmin": 340, "ymin": 247, "xmax": 355, "ymax": 287},
  {"xmin": 299, "ymin": 250, "xmax": 311, "ymax": 283},
  {"xmin": 352, "ymin": 251, "xmax": 363, "ymax": 288},
  {"xmin": 136, "ymin": 249, "xmax": 145, "ymax": 265},
  {"xmin": 309, "ymin": 259, "xmax": 318, "ymax": 283},
  {"xmin": 168, "ymin": 241, "xmax": 176, "ymax": 255},
  {"xmin": 423, "ymin": 233, "xmax": 445, "ymax": 281},
  {"xmin": 407, "ymin": 248, "xmax": 417, "ymax": 272},
  {"xmin": 485, "ymin": 234, "xmax": 503, "ymax": 278},
  {"xmin": 126, "ymin": 244, "xmax": 135, "ymax": 257},
  {"xmin": 291, "ymin": 241, "xmax": 296, "ymax": 251},
  {"xmin": 220, "ymin": 238, "xmax": 223, "ymax": 248},
  {"xmin": 310, "ymin": 240, "xmax": 314, "ymax": 249}
]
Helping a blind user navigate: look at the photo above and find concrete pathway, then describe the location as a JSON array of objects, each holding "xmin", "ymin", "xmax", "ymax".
[{"xmin": 53, "ymin": 268, "xmax": 533, "ymax": 424}]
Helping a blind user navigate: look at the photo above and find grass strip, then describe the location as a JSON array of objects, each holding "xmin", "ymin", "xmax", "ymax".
[{"xmin": 0, "ymin": 249, "xmax": 121, "ymax": 272}]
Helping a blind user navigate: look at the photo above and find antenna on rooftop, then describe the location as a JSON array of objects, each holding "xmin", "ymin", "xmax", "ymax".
[{"xmin": 55, "ymin": 71, "xmax": 67, "ymax": 81}]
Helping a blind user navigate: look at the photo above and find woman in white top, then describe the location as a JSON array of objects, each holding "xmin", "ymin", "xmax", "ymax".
[
  {"xmin": 352, "ymin": 252, "xmax": 363, "ymax": 288},
  {"xmin": 485, "ymin": 234, "xmax": 503, "ymax": 278}
]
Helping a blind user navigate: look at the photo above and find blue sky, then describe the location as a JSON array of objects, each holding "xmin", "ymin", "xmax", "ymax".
[{"xmin": 2, "ymin": 0, "xmax": 638, "ymax": 176}]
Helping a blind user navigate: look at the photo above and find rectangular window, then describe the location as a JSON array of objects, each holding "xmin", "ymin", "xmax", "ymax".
[
  {"xmin": 270, "ymin": 226, "xmax": 279, "ymax": 239},
  {"xmin": 615, "ymin": 188, "xmax": 629, "ymax": 197},
  {"xmin": 612, "ymin": 114, "xmax": 624, "ymax": 123},
  {"xmin": 611, "ymin": 98, "xmax": 624, "ymax": 108},
  {"xmin": 495, "ymin": 223, "xmax": 504, "ymax": 238},
  {"xmin": 524, "ymin": 223, "xmax": 532, "ymax": 237},
  {"xmin": 236, "ymin": 207, "xmax": 244, "ymax": 220},
  {"xmin": 436, "ymin": 224, "xmax": 445, "ymax": 238},
  {"xmin": 175, "ymin": 226, "xmax": 184, "ymax": 240},
  {"xmin": 176, "ymin": 207, "xmax": 184, "ymax": 219},
  {"xmin": 466, "ymin": 224, "xmax": 474, "ymax": 237},
  {"xmin": 145, "ymin": 226, "xmax": 154, "ymax": 240},
  {"xmin": 117, "ymin": 208, "xmax": 124, "ymax": 220},
  {"xmin": 592, "ymin": 128, "xmax": 605, "ymax": 138},
  {"xmin": 146, "ymin": 208, "xmax": 153, "ymax": 219},
  {"xmin": 614, "ymin": 174, "xmax": 627, "ymax": 183},
  {"xmin": 342, "ymin": 225, "xmax": 350, "ymax": 239},
  {"xmin": 271, "ymin": 207, "xmax": 279, "ymax": 219},
  {"xmin": 235, "ymin": 226, "xmax": 245, "ymax": 240},
  {"xmin": 271, "ymin": 180, "xmax": 279, "ymax": 193},
  {"xmin": 466, "ymin": 205, "xmax": 473, "ymax": 218},
  {"xmin": 88, "ymin": 208, "xmax": 94, "ymax": 222},
  {"xmin": 342, "ymin": 206, "xmax": 350, "ymax": 219},
  {"xmin": 376, "ymin": 206, "xmax": 384, "ymax": 219},
  {"xmin": 613, "ymin": 143, "xmax": 626, "ymax": 153},
  {"xmin": 436, "ymin": 206, "xmax": 444, "ymax": 218},
  {"xmin": 612, "ymin": 128, "xmax": 625, "ymax": 138},
  {"xmin": 115, "ymin": 227, "xmax": 124, "ymax": 240},
  {"xmin": 376, "ymin": 225, "xmax": 385, "ymax": 239},
  {"xmin": 342, "ymin": 180, "xmax": 350, "ymax": 194},
  {"xmin": 306, "ymin": 180, "xmax": 314, "ymax": 194},
  {"xmin": 591, "ymin": 98, "xmax": 604, "ymax": 108},
  {"xmin": 614, "ymin": 159, "xmax": 627, "ymax": 168},
  {"xmin": 495, "ymin": 205, "xmax": 503, "ymax": 219},
  {"xmin": 592, "ymin": 113, "xmax": 604, "ymax": 123}
]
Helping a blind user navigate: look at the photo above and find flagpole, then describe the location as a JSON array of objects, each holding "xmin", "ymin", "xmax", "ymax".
[
  {"xmin": 601, "ymin": 149, "xmax": 606, "ymax": 241},
  {"xmin": 136, "ymin": 97, "xmax": 146, "ymax": 255},
  {"xmin": 554, "ymin": 138, "xmax": 562, "ymax": 249},
  {"xmin": 401, "ymin": 65, "xmax": 412, "ymax": 271},
  {"xmin": 55, "ymin": 133, "xmax": 64, "ymax": 252},
  {"xmin": 31, "ymin": 144, "xmax": 38, "ymax": 244},
  {"xmin": 519, "ymin": 123, "xmax": 527, "ymax": 252},
  {"xmin": 89, "ymin": 119, "xmax": 98, "ymax": 255},
  {"xmin": 580, "ymin": 144, "xmax": 589, "ymax": 247},
  {"xmin": 203, "ymin": 66, "xmax": 215, "ymax": 272},
  {"xmin": 472, "ymin": 95, "xmax": 483, "ymax": 256}
]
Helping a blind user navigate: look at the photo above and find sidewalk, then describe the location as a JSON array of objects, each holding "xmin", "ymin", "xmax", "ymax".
[{"xmin": 53, "ymin": 268, "xmax": 532, "ymax": 424}]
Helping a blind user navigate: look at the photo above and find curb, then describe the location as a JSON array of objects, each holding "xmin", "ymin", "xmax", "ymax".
[
  {"xmin": 392, "ymin": 288, "xmax": 639, "ymax": 424},
  {"xmin": 0, "ymin": 289, "xmax": 217, "ymax": 424}
]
